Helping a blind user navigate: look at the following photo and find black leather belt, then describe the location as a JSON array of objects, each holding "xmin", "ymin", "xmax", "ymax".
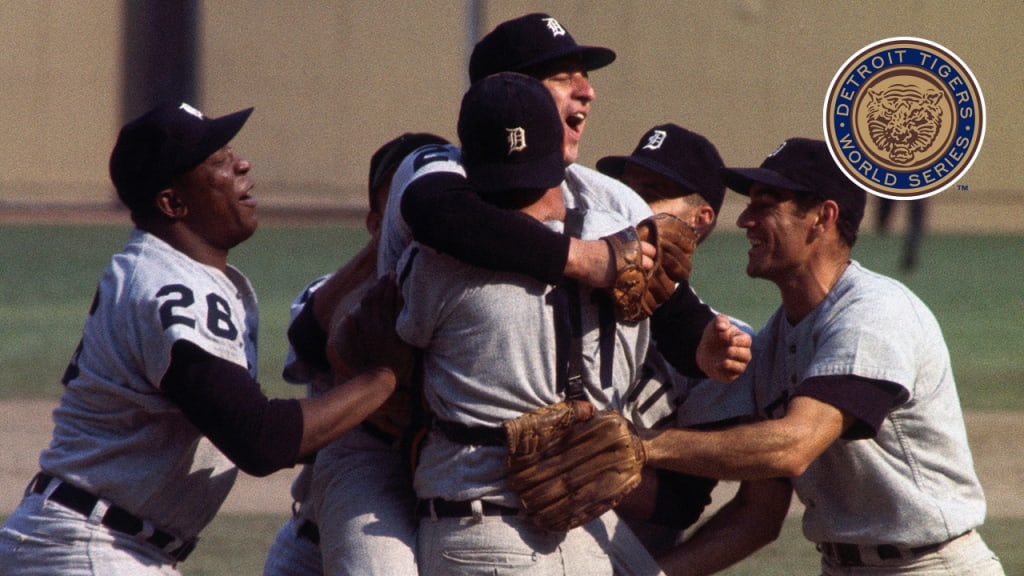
[
  {"xmin": 416, "ymin": 498, "xmax": 519, "ymax": 519},
  {"xmin": 434, "ymin": 419, "xmax": 506, "ymax": 447},
  {"xmin": 30, "ymin": 473, "xmax": 196, "ymax": 562},
  {"xmin": 818, "ymin": 531, "xmax": 967, "ymax": 566}
]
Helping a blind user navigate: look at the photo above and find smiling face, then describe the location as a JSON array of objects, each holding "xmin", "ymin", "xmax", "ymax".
[
  {"xmin": 735, "ymin": 184, "xmax": 820, "ymax": 282},
  {"xmin": 175, "ymin": 145, "xmax": 258, "ymax": 251},
  {"xmin": 531, "ymin": 56, "xmax": 596, "ymax": 165}
]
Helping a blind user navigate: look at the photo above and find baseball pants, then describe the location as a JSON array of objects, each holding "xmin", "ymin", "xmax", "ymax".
[
  {"xmin": 0, "ymin": 491, "xmax": 179, "ymax": 576},
  {"xmin": 310, "ymin": 426, "xmax": 418, "ymax": 574}
]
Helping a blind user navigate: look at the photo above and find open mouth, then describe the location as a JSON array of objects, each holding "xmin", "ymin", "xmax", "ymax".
[
  {"xmin": 565, "ymin": 112, "xmax": 586, "ymax": 133},
  {"xmin": 747, "ymin": 237, "xmax": 765, "ymax": 256},
  {"xmin": 240, "ymin": 183, "xmax": 257, "ymax": 206}
]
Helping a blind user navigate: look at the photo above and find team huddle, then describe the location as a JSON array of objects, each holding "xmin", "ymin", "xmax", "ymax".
[{"xmin": 0, "ymin": 12, "xmax": 1005, "ymax": 576}]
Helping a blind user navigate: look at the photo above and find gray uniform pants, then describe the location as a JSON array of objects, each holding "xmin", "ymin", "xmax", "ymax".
[{"xmin": 417, "ymin": 505, "xmax": 665, "ymax": 576}]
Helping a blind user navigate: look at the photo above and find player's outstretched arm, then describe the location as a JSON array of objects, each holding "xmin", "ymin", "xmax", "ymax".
[
  {"xmin": 299, "ymin": 273, "xmax": 414, "ymax": 456},
  {"xmin": 657, "ymin": 478, "xmax": 792, "ymax": 576},
  {"xmin": 295, "ymin": 367, "xmax": 397, "ymax": 458},
  {"xmin": 161, "ymin": 277, "xmax": 411, "ymax": 475},
  {"xmin": 639, "ymin": 396, "xmax": 848, "ymax": 481}
]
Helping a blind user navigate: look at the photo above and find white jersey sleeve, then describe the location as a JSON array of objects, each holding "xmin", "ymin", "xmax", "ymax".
[{"xmin": 377, "ymin": 143, "xmax": 464, "ymax": 275}]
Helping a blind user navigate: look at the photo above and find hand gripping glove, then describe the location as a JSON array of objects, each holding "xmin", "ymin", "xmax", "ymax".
[
  {"xmin": 504, "ymin": 402, "xmax": 646, "ymax": 532},
  {"xmin": 605, "ymin": 213, "xmax": 698, "ymax": 322},
  {"xmin": 635, "ymin": 213, "xmax": 697, "ymax": 318}
]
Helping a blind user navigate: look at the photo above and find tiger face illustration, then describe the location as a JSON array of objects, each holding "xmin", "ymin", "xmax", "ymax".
[{"xmin": 865, "ymin": 85, "xmax": 944, "ymax": 165}]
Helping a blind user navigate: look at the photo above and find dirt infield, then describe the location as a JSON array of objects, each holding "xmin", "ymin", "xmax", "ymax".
[{"xmin": 2, "ymin": 399, "xmax": 1021, "ymax": 519}]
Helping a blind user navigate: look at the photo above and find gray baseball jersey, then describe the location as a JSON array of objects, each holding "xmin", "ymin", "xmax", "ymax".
[
  {"xmin": 39, "ymin": 228, "xmax": 257, "ymax": 541},
  {"xmin": 752, "ymin": 260, "xmax": 986, "ymax": 546},
  {"xmin": 396, "ymin": 171, "xmax": 651, "ymax": 507}
]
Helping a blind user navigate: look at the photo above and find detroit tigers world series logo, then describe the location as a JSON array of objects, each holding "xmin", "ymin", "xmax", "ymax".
[{"xmin": 824, "ymin": 38, "xmax": 985, "ymax": 199}]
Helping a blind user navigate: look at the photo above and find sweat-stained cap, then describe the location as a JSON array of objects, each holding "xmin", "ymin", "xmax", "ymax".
[
  {"xmin": 457, "ymin": 72, "xmax": 565, "ymax": 194},
  {"xmin": 109, "ymin": 102, "xmax": 253, "ymax": 212},
  {"xmin": 720, "ymin": 137, "xmax": 866, "ymax": 231},
  {"xmin": 469, "ymin": 13, "xmax": 616, "ymax": 84},
  {"xmin": 597, "ymin": 123, "xmax": 726, "ymax": 214}
]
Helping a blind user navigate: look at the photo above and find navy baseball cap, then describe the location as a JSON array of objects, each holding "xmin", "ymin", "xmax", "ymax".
[
  {"xmin": 469, "ymin": 13, "xmax": 616, "ymax": 84},
  {"xmin": 597, "ymin": 124, "xmax": 726, "ymax": 214},
  {"xmin": 458, "ymin": 72, "xmax": 565, "ymax": 194},
  {"xmin": 720, "ymin": 138, "xmax": 866, "ymax": 231},
  {"xmin": 109, "ymin": 102, "xmax": 253, "ymax": 212}
]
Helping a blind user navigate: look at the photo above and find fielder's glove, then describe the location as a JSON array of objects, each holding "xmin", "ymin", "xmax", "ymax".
[
  {"xmin": 504, "ymin": 401, "xmax": 646, "ymax": 532},
  {"xmin": 605, "ymin": 213, "xmax": 697, "ymax": 322}
]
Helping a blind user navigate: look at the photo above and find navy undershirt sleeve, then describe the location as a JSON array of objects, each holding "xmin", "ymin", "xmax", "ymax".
[
  {"xmin": 401, "ymin": 172, "xmax": 571, "ymax": 285},
  {"xmin": 161, "ymin": 340, "xmax": 304, "ymax": 477},
  {"xmin": 795, "ymin": 375, "xmax": 909, "ymax": 439},
  {"xmin": 649, "ymin": 281, "xmax": 717, "ymax": 378},
  {"xmin": 286, "ymin": 291, "xmax": 330, "ymax": 372}
]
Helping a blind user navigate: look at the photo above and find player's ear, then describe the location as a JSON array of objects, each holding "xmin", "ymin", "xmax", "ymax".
[
  {"xmin": 813, "ymin": 201, "xmax": 840, "ymax": 234},
  {"xmin": 697, "ymin": 204, "xmax": 715, "ymax": 227},
  {"xmin": 154, "ymin": 187, "xmax": 188, "ymax": 219},
  {"xmin": 693, "ymin": 204, "xmax": 716, "ymax": 243}
]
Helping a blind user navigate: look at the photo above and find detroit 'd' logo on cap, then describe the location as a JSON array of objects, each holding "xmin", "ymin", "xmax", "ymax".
[{"xmin": 823, "ymin": 38, "xmax": 985, "ymax": 199}]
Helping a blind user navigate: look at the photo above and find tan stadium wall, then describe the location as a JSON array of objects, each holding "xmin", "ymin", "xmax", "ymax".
[{"xmin": 1, "ymin": 1, "xmax": 1020, "ymax": 229}]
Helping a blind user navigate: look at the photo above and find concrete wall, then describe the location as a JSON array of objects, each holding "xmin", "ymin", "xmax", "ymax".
[{"xmin": 1, "ymin": 1, "xmax": 1019, "ymax": 220}]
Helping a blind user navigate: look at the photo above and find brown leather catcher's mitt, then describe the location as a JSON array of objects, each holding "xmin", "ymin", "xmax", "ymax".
[
  {"xmin": 504, "ymin": 401, "xmax": 646, "ymax": 532},
  {"xmin": 605, "ymin": 213, "xmax": 697, "ymax": 322}
]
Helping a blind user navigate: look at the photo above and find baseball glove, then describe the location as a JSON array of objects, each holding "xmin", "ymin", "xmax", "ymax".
[
  {"xmin": 504, "ymin": 401, "xmax": 646, "ymax": 532},
  {"xmin": 605, "ymin": 213, "xmax": 697, "ymax": 322}
]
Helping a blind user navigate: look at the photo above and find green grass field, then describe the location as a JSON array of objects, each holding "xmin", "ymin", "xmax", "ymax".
[
  {"xmin": 3, "ymin": 223, "xmax": 1021, "ymax": 408},
  {"xmin": 2, "ymin": 222, "xmax": 1021, "ymax": 574},
  {"xmin": 175, "ymin": 512, "xmax": 1023, "ymax": 575}
]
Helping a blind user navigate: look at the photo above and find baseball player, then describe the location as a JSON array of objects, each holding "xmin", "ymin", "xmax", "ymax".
[
  {"xmin": 641, "ymin": 139, "xmax": 1005, "ymax": 575},
  {"xmin": 597, "ymin": 123, "xmax": 756, "ymax": 432},
  {"xmin": 595, "ymin": 124, "xmax": 762, "ymax": 555},
  {"xmin": 397, "ymin": 71, "xmax": 662, "ymax": 576},
  {"xmin": 386, "ymin": 13, "xmax": 749, "ymax": 383},
  {"xmin": 262, "ymin": 132, "xmax": 447, "ymax": 576},
  {"xmin": 0, "ymin": 103, "xmax": 409, "ymax": 575}
]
